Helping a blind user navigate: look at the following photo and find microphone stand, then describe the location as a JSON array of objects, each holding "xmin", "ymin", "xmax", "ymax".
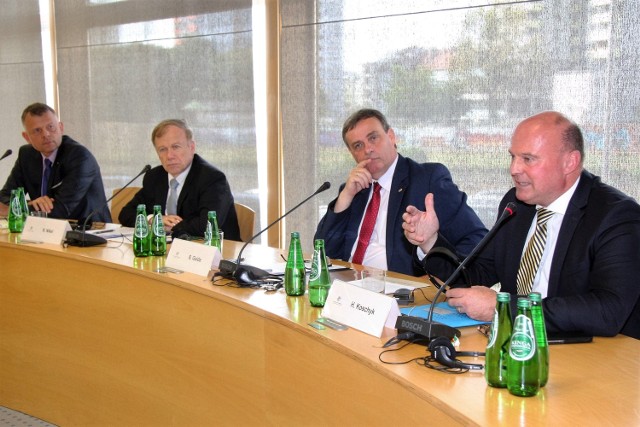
[
  {"xmin": 66, "ymin": 165, "xmax": 151, "ymax": 247},
  {"xmin": 217, "ymin": 182, "xmax": 331, "ymax": 286},
  {"xmin": 424, "ymin": 202, "xmax": 517, "ymax": 339},
  {"xmin": 395, "ymin": 202, "xmax": 517, "ymax": 342}
]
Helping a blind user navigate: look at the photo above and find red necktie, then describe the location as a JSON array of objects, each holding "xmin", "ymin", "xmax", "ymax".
[{"xmin": 352, "ymin": 182, "xmax": 381, "ymax": 265}]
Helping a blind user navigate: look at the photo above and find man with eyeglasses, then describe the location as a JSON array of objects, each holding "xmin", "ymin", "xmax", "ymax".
[
  {"xmin": 118, "ymin": 119, "xmax": 240, "ymax": 240},
  {"xmin": 0, "ymin": 102, "xmax": 111, "ymax": 223},
  {"xmin": 315, "ymin": 108, "xmax": 487, "ymax": 276}
]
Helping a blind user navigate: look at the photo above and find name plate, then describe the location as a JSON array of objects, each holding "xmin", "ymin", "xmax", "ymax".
[
  {"xmin": 166, "ymin": 238, "xmax": 221, "ymax": 277},
  {"xmin": 21, "ymin": 216, "xmax": 72, "ymax": 245},
  {"xmin": 321, "ymin": 279, "xmax": 401, "ymax": 338}
]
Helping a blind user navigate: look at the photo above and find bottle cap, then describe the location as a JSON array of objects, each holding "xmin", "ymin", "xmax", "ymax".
[
  {"xmin": 528, "ymin": 292, "xmax": 542, "ymax": 302},
  {"xmin": 497, "ymin": 292, "xmax": 511, "ymax": 302},
  {"xmin": 517, "ymin": 297, "xmax": 531, "ymax": 308}
]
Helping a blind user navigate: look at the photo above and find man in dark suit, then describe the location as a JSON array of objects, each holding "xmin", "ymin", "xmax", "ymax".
[
  {"xmin": 404, "ymin": 111, "xmax": 640, "ymax": 339},
  {"xmin": 314, "ymin": 108, "xmax": 487, "ymax": 276},
  {"xmin": 0, "ymin": 103, "xmax": 111, "ymax": 223},
  {"xmin": 118, "ymin": 119, "xmax": 240, "ymax": 241}
]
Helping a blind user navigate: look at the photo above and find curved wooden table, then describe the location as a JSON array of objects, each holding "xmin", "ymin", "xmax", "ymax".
[{"xmin": 1, "ymin": 232, "xmax": 638, "ymax": 426}]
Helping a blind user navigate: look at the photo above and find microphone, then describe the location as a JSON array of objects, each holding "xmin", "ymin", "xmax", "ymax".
[
  {"xmin": 66, "ymin": 164, "xmax": 151, "ymax": 247},
  {"xmin": 397, "ymin": 202, "xmax": 517, "ymax": 341},
  {"xmin": 217, "ymin": 181, "xmax": 331, "ymax": 286},
  {"xmin": 0, "ymin": 149, "xmax": 12, "ymax": 161}
]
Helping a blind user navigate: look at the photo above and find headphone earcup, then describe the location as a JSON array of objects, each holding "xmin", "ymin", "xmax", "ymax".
[
  {"xmin": 429, "ymin": 337, "xmax": 458, "ymax": 365},
  {"xmin": 428, "ymin": 337, "xmax": 484, "ymax": 370}
]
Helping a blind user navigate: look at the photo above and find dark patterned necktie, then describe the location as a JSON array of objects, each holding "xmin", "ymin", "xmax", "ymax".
[{"xmin": 41, "ymin": 158, "xmax": 52, "ymax": 196}]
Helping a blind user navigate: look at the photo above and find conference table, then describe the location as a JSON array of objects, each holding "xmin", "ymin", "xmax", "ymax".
[{"xmin": 1, "ymin": 230, "xmax": 638, "ymax": 426}]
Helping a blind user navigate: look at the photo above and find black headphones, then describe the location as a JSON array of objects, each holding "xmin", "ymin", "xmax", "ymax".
[{"xmin": 427, "ymin": 336, "xmax": 484, "ymax": 371}]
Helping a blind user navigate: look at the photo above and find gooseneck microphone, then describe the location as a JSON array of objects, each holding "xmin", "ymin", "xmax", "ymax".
[
  {"xmin": 396, "ymin": 202, "xmax": 517, "ymax": 342},
  {"xmin": 66, "ymin": 164, "xmax": 151, "ymax": 247},
  {"xmin": 217, "ymin": 181, "xmax": 331, "ymax": 286},
  {"xmin": 0, "ymin": 149, "xmax": 13, "ymax": 161},
  {"xmin": 425, "ymin": 202, "xmax": 517, "ymax": 338}
]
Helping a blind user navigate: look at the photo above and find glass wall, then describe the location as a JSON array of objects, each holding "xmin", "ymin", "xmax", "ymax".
[
  {"xmin": 281, "ymin": 0, "xmax": 639, "ymax": 251},
  {"xmin": 1, "ymin": 0, "xmax": 638, "ymax": 251},
  {"xmin": 0, "ymin": 1, "xmax": 46, "ymax": 187},
  {"xmin": 55, "ymin": 0, "xmax": 259, "ymax": 231}
]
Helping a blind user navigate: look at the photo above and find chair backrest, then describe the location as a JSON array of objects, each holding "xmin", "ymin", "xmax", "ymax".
[
  {"xmin": 110, "ymin": 187, "xmax": 141, "ymax": 224},
  {"xmin": 234, "ymin": 202, "xmax": 256, "ymax": 242}
]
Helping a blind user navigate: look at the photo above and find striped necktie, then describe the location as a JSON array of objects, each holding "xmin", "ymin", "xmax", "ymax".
[
  {"xmin": 516, "ymin": 208, "xmax": 554, "ymax": 295},
  {"xmin": 352, "ymin": 182, "xmax": 381, "ymax": 265}
]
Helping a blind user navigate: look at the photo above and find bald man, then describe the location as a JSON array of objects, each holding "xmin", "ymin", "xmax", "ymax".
[{"xmin": 403, "ymin": 111, "xmax": 640, "ymax": 339}]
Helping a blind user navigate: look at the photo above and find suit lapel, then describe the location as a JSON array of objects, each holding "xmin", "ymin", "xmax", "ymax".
[
  {"xmin": 156, "ymin": 170, "xmax": 169, "ymax": 212},
  {"xmin": 177, "ymin": 156, "xmax": 199, "ymax": 212},
  {"xmin": 505, "ymin": 204, "xmax": 537, "ymax": 290},
  {"xmin": 49, "ymin": 139, "xmax": 67, "ymax": 193},
  {"xmin": 547, "ymin": 172, "xmax": 591, "ymax": 295},
  {"xmin": 386, "ymin": 155, "xmax": 409, "ymax": 259}
]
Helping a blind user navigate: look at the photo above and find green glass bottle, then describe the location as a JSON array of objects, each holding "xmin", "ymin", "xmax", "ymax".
[
  {"xmin": 284, "ymin": 231, "xmax": 306, "ymax": 296},
  {"xmin": 8, "ymin": 189, "xmax": 24, "ymax": 233},
  {"xmin": 150, "ymin": 205, "xmax": 166, "ymax": 256},
  {"xmin": 485, "ymin": 292, "xmax": 513, "ymax": 388},
  {"xmin": 308, "ymin": 239, "xmax": 331, "ymax": 307},
  {"xmin": 529, "ymin": 292, "xmax": 549, "ymax": 387},
  {"xmin": 133, "ymin": 204, "xmax": 151, "ymax": 257},
  {"xmin": 17, "ymin": 187, "xmax": 29, "ymax": 220},
  {"xmin": 507, "ymin": 298, "xmax": 540, "ymax": 397},
  {"xmin": 203, "ymin": 210, "xmax": 221, "ymax": 251}
]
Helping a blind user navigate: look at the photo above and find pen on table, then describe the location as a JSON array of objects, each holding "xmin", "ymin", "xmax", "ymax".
[{"xmin": 94, "ymin": 229, "xmax": 116, "ymax": 235}]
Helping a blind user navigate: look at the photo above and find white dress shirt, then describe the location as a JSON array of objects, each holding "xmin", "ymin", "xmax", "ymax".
[{"xmin": 349, "ymin": 155, "xmax": 399, "ymax": 270}]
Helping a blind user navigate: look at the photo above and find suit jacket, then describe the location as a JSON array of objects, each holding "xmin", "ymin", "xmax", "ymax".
[
  {"xmin": 424, "ymin": 170, "xmax": 640, "ymax": 339},
  {"xmin": 119, "ymin": 154, "xmax": 241, "ymax": 241},
  {"xmin": 315, "ymin": 155, "xmax": 487, "ymax": 276},
  {"xmin": 0, "ymin": 136, "xmax": 111, "ymax": 223}
]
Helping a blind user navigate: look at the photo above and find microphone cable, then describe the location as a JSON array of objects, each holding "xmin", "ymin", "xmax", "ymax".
[
  {"xmin": 382, "ymin": 332, "xmax": 416, "ymax": 348},
  {"xmin": 378, "ymin": 338, "xmax": 429, "ymax": 365}
]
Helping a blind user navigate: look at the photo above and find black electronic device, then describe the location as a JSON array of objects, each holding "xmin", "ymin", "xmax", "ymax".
[
  {"xmin": 548, "ymin": 332, "xmax": 593, "ymax": 345},
  {"xmin": 395, "ymin": 315, "xmax": 460, "ymax": 340},
  {"xmin": 217, "ymin": 181, "xmax": 331, "ymax": 286},
  {"xmin": 66, "ymin": 164, "xmax": 151, "ymax": 247},
  {"xmin": 427, "ymin": 336, "xmax": 484, "ymax": 370},
  {"xmin": 392, "ymin": 288, "xmax": 414, "ymax": 305}
]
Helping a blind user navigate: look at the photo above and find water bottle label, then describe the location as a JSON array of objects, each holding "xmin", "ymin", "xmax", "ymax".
[
  {"xmin": 153, "ymin": 215, "xmax": 165, "ymax": 236},
  {"xmin": 204, "ymin": 222, "xmax": 212, "ymax": 242},
  {"xmin": 134, "ymin": 214, "xmax": 149, "ymax": 238},
  {"xmin": 509, "ymin": 315, "xmax": 536, "ymax": 361},
  {"xmin": 11, "ymin": 197, "xmax": 22, "ymax": 216},
  {"xmin": 487, "ymin": 309, "xmax": 499, "ymax": 347},
  {"xmin": 309, "ymin": 250, "xmax": 321, "ymax": 281}
]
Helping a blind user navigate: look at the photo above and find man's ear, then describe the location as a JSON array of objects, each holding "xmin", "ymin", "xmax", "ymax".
[{"xmin": 564, "ymin": 149, "xmax": 581, "ymax": 175}]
